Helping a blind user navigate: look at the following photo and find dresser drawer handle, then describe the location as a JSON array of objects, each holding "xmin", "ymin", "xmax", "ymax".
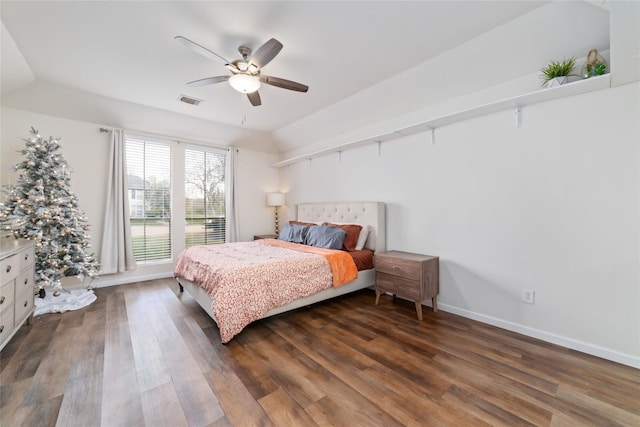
[
  {"xmin": 0, "ymin": 325, "xmax": 3, "ymax": 333},
  {"xmin": 24, "ymin": 254, "xmax": 30, "ymax": 261},
  {"xmin": 24, "ymin": 278, "xmax": 29, "ymax": 285},
  {"xmin": 0, "ymin": 296, "xmax": 4, "ymax": 304},
  {"xmin": 24, "ymin": 301, "xmax": 28, "ymax": 307},
  {"xmin": 5, "ymin": 265, "xmax": 11, "ymax": 273}
]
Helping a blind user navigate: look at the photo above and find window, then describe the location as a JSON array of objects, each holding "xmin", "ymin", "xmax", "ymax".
[
  {"xmin": 126, "ymin": 136, "xmax": 171, "ymax": 263},
  {"xmin": 185, "ymin": 146, "xmax": 227, "ymax": 247}
]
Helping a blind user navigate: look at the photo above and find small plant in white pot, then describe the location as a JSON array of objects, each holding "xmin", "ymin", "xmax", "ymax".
[{"xmin": 540, "ymin": 57, "xmax": 577, "ymax": 88}]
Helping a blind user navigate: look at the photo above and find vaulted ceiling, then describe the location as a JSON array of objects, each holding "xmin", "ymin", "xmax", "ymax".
[{"xmin": 1, "ymin": 1, "xmax": 610, "ymax": 154}]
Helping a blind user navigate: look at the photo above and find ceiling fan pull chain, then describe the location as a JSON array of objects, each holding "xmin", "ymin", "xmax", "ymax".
[{"xmin": 241, "ymin": 93, "xmax": 247, "ymax": 125}]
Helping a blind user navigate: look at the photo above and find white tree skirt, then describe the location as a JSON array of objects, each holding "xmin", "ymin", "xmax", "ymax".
[{"xmin": 34, "ymin": 289, "xmax": 97, "ymax": 316}]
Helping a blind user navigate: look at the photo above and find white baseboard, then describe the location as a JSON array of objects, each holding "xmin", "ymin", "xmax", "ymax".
[{"xmin": 437, "ymin": 303, "xmax": 640, "ymax": 369}]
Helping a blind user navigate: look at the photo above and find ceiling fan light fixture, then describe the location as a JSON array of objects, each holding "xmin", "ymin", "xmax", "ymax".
[{"xmin": 229, "ymin": 74, "xmax": 261, "ymax": 93}]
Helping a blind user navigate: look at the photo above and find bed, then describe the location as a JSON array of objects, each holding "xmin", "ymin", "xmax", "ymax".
[{"xmin": 175, "ymin": 201, "xmax": 386, "ymax": 342}]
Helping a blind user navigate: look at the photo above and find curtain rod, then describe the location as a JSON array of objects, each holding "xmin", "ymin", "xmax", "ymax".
[{"xmin": 97, "ymin": 126, "xmax": 233, "ymax": 151}]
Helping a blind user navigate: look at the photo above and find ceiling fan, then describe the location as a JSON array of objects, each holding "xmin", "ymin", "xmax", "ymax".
[{"xmin": 175, "ymin": 36, "xmax": 309, "ymax": 107}]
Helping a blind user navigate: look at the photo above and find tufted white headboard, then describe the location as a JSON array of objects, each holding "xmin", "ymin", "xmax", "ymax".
[{"xmin": 296, "ymin": 202, "xmax": 386, "ymax": 253}]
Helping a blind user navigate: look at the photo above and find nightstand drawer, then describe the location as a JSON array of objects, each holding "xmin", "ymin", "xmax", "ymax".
[
  {"xmin": 376, "ymin": 272, "xmax": 421, "ymax": 300},
  {"xmin": 375, "ymin": 256, "xmax": 421, "ymax": 280}
]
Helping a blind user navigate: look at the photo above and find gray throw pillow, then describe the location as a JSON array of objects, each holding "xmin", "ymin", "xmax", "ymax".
[
  {"xmin": 277, "ymin": 223, "xmax": 309, "ymax": 243},
  {"xmin": 305, "ymin": 225, "xmax": 346, "ymax": 250}
]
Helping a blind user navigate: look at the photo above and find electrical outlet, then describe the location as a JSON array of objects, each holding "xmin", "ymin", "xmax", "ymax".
[{"xmin": 522, "ymin": 289, "xmax": 535, "ymax": 304}]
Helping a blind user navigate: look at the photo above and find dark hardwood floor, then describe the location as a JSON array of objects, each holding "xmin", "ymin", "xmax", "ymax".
[{"xmin": 1, "ymin": 278, "xmax": 638, "ymax": 426}]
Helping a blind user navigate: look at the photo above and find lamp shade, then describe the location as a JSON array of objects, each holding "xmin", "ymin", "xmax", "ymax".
[
  {"xmin": 229, "ymin": 74, "xmax": 261, "ymax": 93},
  {"xmin": 266, "ymin": 192, "xmax": 285, "ymax": 207}
]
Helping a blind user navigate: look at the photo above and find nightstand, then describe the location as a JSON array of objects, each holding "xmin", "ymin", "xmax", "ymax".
[
  {"xmin": 375, "ymin": 250, "xmax": 439, "ymax": 320},
  {"xmin": 254, "ymin": 234, "xmax": 277, "ymax": 240}
]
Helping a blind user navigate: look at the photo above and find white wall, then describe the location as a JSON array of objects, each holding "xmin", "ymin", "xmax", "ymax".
[
  {"xmin": 1, "ymin": 106, "xmax": 279, "ymax": 286},
  {"xmin": 280, "ymin": 82, "xmax": 640, "ymax": 367}
]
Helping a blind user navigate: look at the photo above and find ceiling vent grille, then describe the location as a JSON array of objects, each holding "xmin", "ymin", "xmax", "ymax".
[{"xmin": 178, "ymin": 95, "xmax": 203, "ymax": 106}]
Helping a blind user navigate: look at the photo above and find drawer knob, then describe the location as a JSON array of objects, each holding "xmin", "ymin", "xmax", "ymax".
[
  {"xmin": 0, "ymin": 325, "xmax": 3, "ymax": 333},
  {"xmin": 5, "ymin": 265, "xmax": 11, "ymax": 273},
  {"xmin": 0, "ymin": 296, "xmax": 4, "ymax": 304},
  {"xmin": 24, "ymin": 301, "xmax": 28, "ymax": 307},
  {"xmin": 24, "ymin": 278, "xmax": 29, "ymax": 285},
  {"xmin": 24, "ymin": 254, "xmax": 29, "ymax": 261}
]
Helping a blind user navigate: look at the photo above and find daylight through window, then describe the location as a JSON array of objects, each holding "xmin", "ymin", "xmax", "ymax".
[
  {"xmin": 126, "ymin": 136, "xmax": 172, "ymax": 263},
  {"xmin": 185, "ymin": 147, "xmax": 227, "ymax": 247}
]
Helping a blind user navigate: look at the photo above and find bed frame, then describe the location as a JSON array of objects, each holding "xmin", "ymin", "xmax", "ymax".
[{"xmin": 176, "ymin": 201, "xmax": 386, "ymax": 321}]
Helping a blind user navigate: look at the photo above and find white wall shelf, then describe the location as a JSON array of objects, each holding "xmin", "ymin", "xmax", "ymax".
[{"xmin": 272, "ymin": 74, "xmax": 611, "ymax": 168}]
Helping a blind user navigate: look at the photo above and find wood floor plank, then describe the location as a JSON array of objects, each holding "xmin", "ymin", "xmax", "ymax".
[
  {"xmin": 241, "ymin": 327, "xmax": 327, "ymax": 408},
  {"xmin": 139, "ymin": 382, "xmax": 189, "ymax": 427},
  {"xmin": 0, "ymin": 317, "xmax": 59, "ymax": 383},
  {"xmin": 203, "ymin": 365, "xmax": 274, "ymax": 427},
  {"xmin": 258, "ymin": 388, "xmax": 317, "ymax": 426},
  {"xmin": 556, "ymin": 383, "xmax": 640, "ymax": 426},
  {"xmin": 15, "ymin": 394, "xmax": 63, "ymax": 427},
  {"xmin": 0, "ymin": 279, "xmax": 638, "ymax": 426},
  {"xmin": 0, "ymin": 377, "xmax": 32, "ymax": 427},
  {"xmin": 140, "ymin": 285, "xmax": 226, "ymax": 426},
  {"xmin": 304, "ymin": 394, "xmax": 393, "ymax": 427},
  {"xmin": 20, "ymin": 319, "xmax": 83, "ymax": 407},
  {"xmin": 216, "ymin": 339, "xmax": 280, "ymax": 401},
  {"xmin": 55, "ymin": 309, "xmax": 105, "ymax": 427},
  {"xmin": 101, "ymin": 290, "xmax": 145, "ymax": 427}
]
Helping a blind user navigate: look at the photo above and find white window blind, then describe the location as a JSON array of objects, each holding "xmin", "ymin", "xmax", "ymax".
[
  {"xmin": 185, "ymin": 146, "xmax": 227, "ymax": 247},
  {"xmin": 125, "ymin": 136, "xmax": 172, "ymax": 263}
]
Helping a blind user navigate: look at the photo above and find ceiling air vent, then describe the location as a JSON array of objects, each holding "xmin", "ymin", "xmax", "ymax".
[{"xmin": 178, "ymin": 95, "xmax": 203, "ymax": 106}]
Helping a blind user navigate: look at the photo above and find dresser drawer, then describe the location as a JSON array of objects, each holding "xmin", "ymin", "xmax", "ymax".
[
  {"xmin": 15, "ymin": 270, "xmax": 33, "ymax": 295},
  {"xmin": 0, "ymin": 253, "xmax": 20, "ymax": 283},
  {"xmin": 375, "ymin": 256, "xmax": 421, "ymax": 280},
  {"xmin": 0, "ymin": 307, "xmax": 15, "ymax": 344},
  {"xmin": 19, "ymin": 247, "xmax": 35, "ymax": 271},
  {"xmin": 0, "ymin": 281, "xmax": 15, "ymax": 314},
  {"xmin": 376, "ymin": 272, "xmax": 421, "ymax": 300},
  {"xmin": 14, "ymin": 288, "xmax": 34, "ymax": 324},
  {"xmin": 0, "ymin": 239, "xmax": 35, "ymax": 353}
]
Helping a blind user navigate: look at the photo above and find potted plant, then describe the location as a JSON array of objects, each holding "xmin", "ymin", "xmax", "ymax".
[
  {"xmin": 585, "ymin": 62, "xmax": 607, "ymax": 77},
  {"xmin": 540, "ymin": 57, "xmax": 577, "ymax": 88},
  {"xmin": 582, "ymin": 49, "xmax": 607, "ymax": 78}
]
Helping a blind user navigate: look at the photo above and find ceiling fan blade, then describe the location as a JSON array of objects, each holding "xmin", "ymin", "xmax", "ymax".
[
  {"xmin": 249, "ymin": 38, "xmax": 283, "ymax": 69},
  {"xmin": 187, "ymin": 76, "xmax": 230, "ymax": 87},
  {"xmin": 175, "ymin": 36, "xmax": 230, "ymax": 65},
  {"xmin": 247, "ymin": 91, "xmax": 261, "ymax": 106},
  {"xmin": 260, "ymin": 75, "xmax": 309, "ymax": 92}
]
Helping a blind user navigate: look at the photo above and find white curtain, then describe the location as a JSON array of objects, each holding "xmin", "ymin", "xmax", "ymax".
[
  {"xmin": 100, "ymin": 129, "xmax": 137, "ymax": 273},
  {"xmin": 225, "ymin": 147, "xmax": 240, "ymax": 242}
]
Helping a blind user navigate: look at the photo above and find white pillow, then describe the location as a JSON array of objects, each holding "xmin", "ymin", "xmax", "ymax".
[{"xmin": 355, "ymin": 225, "xmax": 371, "ymax": 250}]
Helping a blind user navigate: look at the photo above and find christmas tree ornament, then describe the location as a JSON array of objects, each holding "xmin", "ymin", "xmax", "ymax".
[{"xmin": 0, "ymin": 128, "xmax": 101, "ymax": 295}]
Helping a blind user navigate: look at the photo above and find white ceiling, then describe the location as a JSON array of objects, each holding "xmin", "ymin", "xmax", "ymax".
[
  {"xmin": 1, "ymin": 1, "xmax": 551, "ymax": 137},
  {"xmin": 1, "ymin": 1, "xmax": 615, "ymax": 156}
]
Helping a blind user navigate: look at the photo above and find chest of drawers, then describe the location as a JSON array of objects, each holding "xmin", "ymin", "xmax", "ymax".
[
  {"xmin": 375, "ymin": 250, "xmax": 439, "ymax": 320},
  {"xmin": 0, "ymin": 238, "xmax": 35, "ymax": 352}
]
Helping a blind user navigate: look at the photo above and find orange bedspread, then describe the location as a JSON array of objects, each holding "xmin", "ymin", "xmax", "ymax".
[{"xmin": 260, "ymin": 239, "xmax": 357, "ymax": 286}]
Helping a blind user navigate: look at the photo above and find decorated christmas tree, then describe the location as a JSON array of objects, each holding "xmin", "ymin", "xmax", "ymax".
[{"xmin": 0, "ymin": 128, "xmax": 100, "ymax": 293}]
